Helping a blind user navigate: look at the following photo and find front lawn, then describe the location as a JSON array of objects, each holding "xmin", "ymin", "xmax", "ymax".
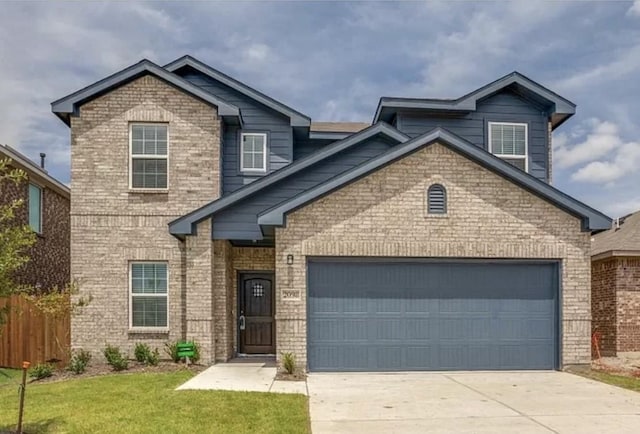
[
  {"xmin": 571, "ymin": 368, "xmax": 640, "ymax": 393},
  {"xmin": 0, "ymin": 369, "xmax": 310, "ymax": 433}
]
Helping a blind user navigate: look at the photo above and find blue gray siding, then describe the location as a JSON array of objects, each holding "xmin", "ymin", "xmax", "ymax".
[
  {"xmin": 396, "ymin": 90, "xmax": 549, "ymax": 182},
  {"xmin": 178, "ymin": 70, "xmax": 293, "ymax": 194},
  {"xmin": 213, "ymin": 136, "xmax": 395, "ymax": 240},
  {"xmin": 307, "ymin": 259, "xmax": 559, "ymax": 372}
]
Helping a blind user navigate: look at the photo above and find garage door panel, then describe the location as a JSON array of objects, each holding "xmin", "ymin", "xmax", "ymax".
[{"xmin": 307, "ymin": 260, "xmax": 558, "ymax": 372}]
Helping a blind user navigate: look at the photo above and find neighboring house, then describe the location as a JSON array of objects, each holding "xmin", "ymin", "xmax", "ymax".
[
  {"xmin": 0, "ymin": 144, "xmax": 70, "ymax": 292},
  {"xmin": 51, "ymin": 56, "xmax": 610, "ymax": 372},
  {"xmin": 592, "ymin": 211, "xmax": 640, "ymax": 356}
]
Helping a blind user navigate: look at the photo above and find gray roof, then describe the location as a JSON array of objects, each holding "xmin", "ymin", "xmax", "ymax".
[
  {"xmin": 164, "ymin": 55, "xmax": 311, "ymax": 127},
  {"xmin": 51, "ymin": 59, "xmax": 242, "ymax": 126},
  {"xmin": 258, "ymin": 127, "xmax": 610, "ymax": 232},
  {"xmin": 0, "ymin": 144, "xmax": 69, "ymax": 198},
  {"xmin": 374, "ymin": 71, "xmax": 576, "ymax": 129},
  {"xmin": 592, "ymin": 211, "xmax": 640, "ymax": 258},
  {"xmin": 168, "ymin": 122, "xmax": 409, "ymax": 237}
]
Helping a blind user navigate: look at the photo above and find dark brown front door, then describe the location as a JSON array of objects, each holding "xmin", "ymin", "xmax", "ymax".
[{"xmin": 239, "ymin": 273, "xmax": 275, "ymax": 354}]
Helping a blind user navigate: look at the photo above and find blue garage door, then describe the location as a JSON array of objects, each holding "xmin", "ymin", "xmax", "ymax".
[{"xmin": 307, "ymin": 259, "xmax": 559, "ymax": 372}]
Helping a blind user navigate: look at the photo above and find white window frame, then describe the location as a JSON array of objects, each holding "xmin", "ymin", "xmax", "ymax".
[
  {"xmin": 488, "ymin": 122, "xmax": 528, "ymax": 173},
  {"xmin": 129, "ymin": 261, "xmax": 169, "ymax": 331},
  {"xmin": 240, "ymin": 132, "xmax": 268, "ymax": 174},
  {"xmin": 28, "ymin": 182, "xmax": 43, "ymax": 234},
  {"xmin": 129, "ymin": 123, "xmax": 169, "ymax": 191}
]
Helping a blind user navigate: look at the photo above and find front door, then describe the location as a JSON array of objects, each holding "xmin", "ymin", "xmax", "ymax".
[{"xmin": 239, "ymin": 273, "xmax": 275, "ymax": 354}]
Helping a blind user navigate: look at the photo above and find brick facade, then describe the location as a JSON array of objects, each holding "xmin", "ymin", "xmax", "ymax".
[
  {"xmin": 592, "ymin": 256, "xmax": 640, "ymax": 355},
  {"xmin": 275, "ymin": 143, "xmax": 591, "ymax": 369},
  {"xmin": 0, "ymin": 167, "xmax": 70, "ymax": 292},
  {"xmin": 70, "ymin": 75, "xmax": 221, "ymax": 360}
]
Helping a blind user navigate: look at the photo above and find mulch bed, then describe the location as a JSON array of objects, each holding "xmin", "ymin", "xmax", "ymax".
[
  {"xmin": 275, "ymin": 371, "xmax": 306, "ymax": 381},
  {"xmin": 28, "ymin": 361, "xmax": 206, "ymax": 384}
]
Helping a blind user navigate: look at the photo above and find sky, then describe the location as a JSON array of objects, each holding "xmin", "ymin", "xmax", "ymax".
[{"xmin": 1, "ymin": 0, "xmax": 639, "ymax": 218}]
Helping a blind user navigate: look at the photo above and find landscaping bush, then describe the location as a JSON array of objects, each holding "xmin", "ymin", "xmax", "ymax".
[
  {"xmin": 165, "ymin": 341, "xmax": 180, "ymax": 363},
  {"xmin": 68, "ymin": 349, "xmax": 92, "ymax": 374},
  {"xmin": 134, "ymin": 343, "xmax": 160, "ymax": 366},
  {"xmin": 29, "ymin": 363, "xmax": 54, "ymax": 380},
  {"xmin": 282, "ymin": 352, "xmax": 296, "ymax": 374},
  {"xmin": 103, "ymin": 345, "xmax": 129, "ymax": 371}
]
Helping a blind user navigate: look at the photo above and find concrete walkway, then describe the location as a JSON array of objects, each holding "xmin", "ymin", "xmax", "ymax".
[
  {"xmin": 308, "ymin": 371, "xmax": 640, "ymax": 433},
  {"xmin": 176, "ymin": 359, "xmax": 307, "ymax": 395}
]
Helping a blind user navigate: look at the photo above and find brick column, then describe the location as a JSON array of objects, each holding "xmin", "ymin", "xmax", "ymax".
[{"xmin": 185, "ymin": 219, "xmax": 215, "ymax": 364}]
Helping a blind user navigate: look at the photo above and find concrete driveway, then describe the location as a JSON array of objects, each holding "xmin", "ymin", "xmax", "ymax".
[{"xmin": 307, "ymin": 371, "xmax": 640, "ymax": 433}]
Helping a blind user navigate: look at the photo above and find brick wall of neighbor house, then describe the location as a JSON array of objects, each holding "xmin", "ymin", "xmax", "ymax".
[
  {"xmin": 615, "ymin": 257, "xmax": 640, "ymax": 352},
  {"xmin": 276, "ymin": 143, "xmax": 591, "ymax": 370},
  {"xmin": 591, "ymin": 258, "xmax": 617, "ymax": 356},
  {"xmin": 69, "ymin": 74, "xmax": 221, "ymax": 360},
  {"xmin": 0, "ymin": 174, "xmax": 70, "ymax": 292}
]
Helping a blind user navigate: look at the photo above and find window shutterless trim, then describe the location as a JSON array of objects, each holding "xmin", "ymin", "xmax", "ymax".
[
  {"xmin": 129, "ymin": 123, "xmax": 169, "ymax": 191},
  {"xmin": 239, "ymin": 132, "xmax": 268, "ymax": 174},
  {"xmin": 128, "ymin": 261, "xmax": 169, "ymax": 331},
  {"xmin": 28, "ymin": 182, "xmax": 43, "ymax": 234},
  {"xmin": 488, "ymin": 121, "xmax": 528, "ymax": 173}
]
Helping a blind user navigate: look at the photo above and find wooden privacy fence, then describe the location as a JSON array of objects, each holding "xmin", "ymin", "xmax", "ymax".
[{"xmin": 0, "ymin": 294, "xmax": 70, "ymax": 369}]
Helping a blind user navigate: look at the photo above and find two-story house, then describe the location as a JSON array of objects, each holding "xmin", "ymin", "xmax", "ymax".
[
  {"xmin": 52, "ymin": 56, "xmax": 610, "ymax": 372},
  {"xmin": 0, "ymin": 144, "xmax": 70, "ymax": 293}
]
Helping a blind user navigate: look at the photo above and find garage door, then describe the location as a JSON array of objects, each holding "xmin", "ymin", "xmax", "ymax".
[{"xmin": 307, "ymin": 259, "xmax": 559, "ymax": 372}]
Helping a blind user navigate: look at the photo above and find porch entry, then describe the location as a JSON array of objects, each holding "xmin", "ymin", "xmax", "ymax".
[{"xmin": 238, "ymin": 272, "xmax": 275, "ymax": 354}]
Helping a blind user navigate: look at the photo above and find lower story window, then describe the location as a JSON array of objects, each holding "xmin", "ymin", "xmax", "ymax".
[{"xmin": 130, "ymin": 262, "xmax": 168, "ymax": 328}]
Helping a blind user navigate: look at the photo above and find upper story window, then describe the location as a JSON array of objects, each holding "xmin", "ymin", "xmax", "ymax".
[
  {"xmin": 130, "ymin": 124, "xmax": 168, "ymax": 190},
  {"xmin": 427, "ymin": 184, "xmax": 447, "ymax": 215},
  {"xmin": 240, "ymin": 133, "xmax": 267, "ymax": 173},
  {"xmin": 28, "ymin": 183, "xmax": 42, "ymax": 233},
  {"xmin": 488, "ymin": 122, "xmax": 528, "ymax": 172}
]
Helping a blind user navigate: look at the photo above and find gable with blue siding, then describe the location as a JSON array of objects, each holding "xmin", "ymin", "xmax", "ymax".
[
  {"xmin": 176, "ymin": 67, "xmax": 294, "ymax": 194},
  {"xmin": 396, "ymin": 90, "xmax": 550, "ymax": 182}
]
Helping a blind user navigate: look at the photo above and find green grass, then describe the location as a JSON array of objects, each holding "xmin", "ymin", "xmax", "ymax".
[
  {"xmin": 0, "ymin": 368, "xmax": 22, "ymax": 385},
  {"xmin": 573, "ymin": 369, "xmax": 640, "ymax": 393},
  {"xmin": 0, "ymin": 369, "xmax": 310, "ymax": 433}
]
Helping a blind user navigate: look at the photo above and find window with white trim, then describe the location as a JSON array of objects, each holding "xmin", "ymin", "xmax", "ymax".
[
  {"xmin": 488, "ymin": 122, "xmax": 528, "ymax": 172},
  {"xmin": 28, "ymin": 183, "xmax": 42, "ymax": 233},
  {"xmin": 240, "ymin": 133, "xmax": 267, "ymax": 173},
  {"xmin": 130, "ymin": 262, "xmax": 168, "ymax": 329},
  {"xmin": 130, "ymin": 124, "xmax": 168, "ymax": 189}
]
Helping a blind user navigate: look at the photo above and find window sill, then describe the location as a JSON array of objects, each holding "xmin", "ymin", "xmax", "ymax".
[
  {"xmin": 129, "ymin": 189, "xmax": 169, "ymax": 194},
  {"xmin": 240, "ymin": 171, "xmax": 267, "ymax": 176},
  {"xmin": 128, "ymin": 328, "xmax": 169, "ymax": 334}
]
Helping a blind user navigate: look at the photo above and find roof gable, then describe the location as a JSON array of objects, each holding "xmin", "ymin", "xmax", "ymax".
[
  {"xmin": 258, "ymin": 128, "xmax": 610, "ymax": 232},
  {"xmin": 51, "ymin": 59, "xmax": 241, "ymax": 125},
  {"xmin": 164, "ymin": 55, "xmax": 311, "ymax": 127},
  {"xmin": 374, "ymin": 72, "xmax": 576, "ymax": 129},
  {"xmin": 592, "ymin": 211, "xmax": 640, "ymax": 258},
  {"xmin": 168, "ymin": 122, "xmax": 409, "ymax": 237}
]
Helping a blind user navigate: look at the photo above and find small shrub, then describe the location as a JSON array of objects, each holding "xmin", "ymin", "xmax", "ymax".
[
  {"xmin": 134, "ymin": 343, "xmax": 150, "ymax": 363},
  {"xmin": 165, "ymin": 341, "xmax": 180, "ymax": 363},
  {"xmin": 68, "ymin": 349, "xmax": 92, "ymax": 374},
  {"xmin": 146, "ymin": 347, "xmax": 160, "ymax": 366},
  {"xmin": 29, "ymin": 363, "xmax": 54, "ymax": 380},
  {"xmin": 165, "ymin": 340, "xmax": 200, "ymax": 364},
  {"xmin": 134, "ymin": 343, "xmax": 160, "ymax": 366},
  {"xmin": 103, "ymin": 344, "xmax": 129, "ymax": 371},
  {"xmin": 191, "ymin": 341, "xmax": 200, "ymax": 364},
  {"xmin": 282, "ymin": 352, "xmax": 296, "ymax": 374}
]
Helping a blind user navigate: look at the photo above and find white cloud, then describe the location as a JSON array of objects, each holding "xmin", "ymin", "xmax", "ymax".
[
  {"xmin": 628, "ymin": 0, "xmax": 640, "ymax": 17},
  {"xmin": 554, "ymin": 119, "xmax": 622, "ymax": 169},
  {"xmin": 571, "ymin": 137, "xmax": 640, "ymax": 183}
]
